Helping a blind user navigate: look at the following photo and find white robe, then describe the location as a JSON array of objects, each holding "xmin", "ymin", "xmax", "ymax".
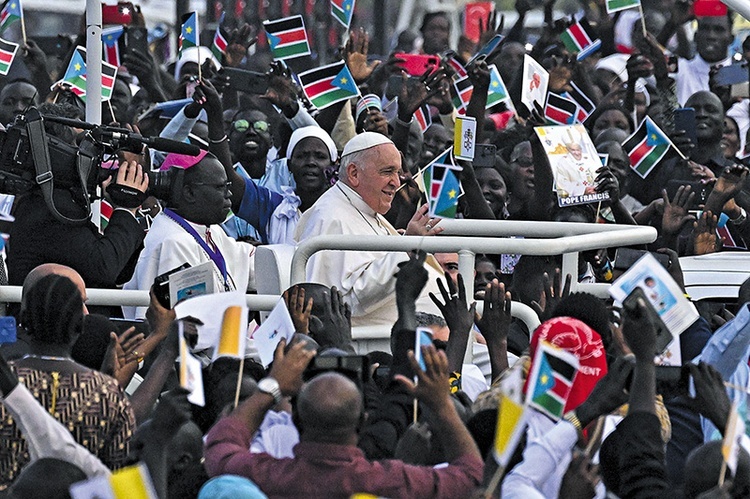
[
  {"xmin": 122, "ymin": 212, "xmax": 255, "ymax": 319},
  {"xmin": 294, "ymin": 182, "xmax": 443, "ymax": 329}
]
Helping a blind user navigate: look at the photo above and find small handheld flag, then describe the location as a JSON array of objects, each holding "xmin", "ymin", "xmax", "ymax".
[
  {"xmin": 560, "ymin": 18, "xmax": 601, "ymax": 61},
  {"xmin": 102, "ymin": 25, "xmax": 124, "ymax": 67},
  {"xmin": 622, "ymin": 116, "xmax": 674, "ymax": 178},
  {"xmin": 563, "ymin": 81, "xmax": 596, "ymax": 123},
  {"xmin": 486, "ymin": 64, "xmax": 510, "ymax": 110},
  {"xmin": 606, "ymin": 0, "xmax": 641, "ymax": 13},
  {"xmin": 213, "ymin": 305, "xmax": 248, "ymax": 361},
  {"xmin": 299, "ymin": 60, "xmax": 360, "ymax": 110},
  {"xmin": 331, "ymin": 0, "xmax": 355, "ymax": 29},
  {"xmin": 544, "ymin": 92, "xmax": 579, "ymax": 125},
  {"xmin": 59, "ymin": 47, "xmax": 118, "ymax": 103},
  {"xmin": 263, "ymin": 15, "xmax": 311, "ymax": 61},
  {"xmin": 179, "ymin": 12, "xmax": 199, "ymax": 55},
  {"xmin": 454, "ymin": 115, "xmax": 476, "ymax": 161},
  {"xmin": 69, "ymin": 463, "xmax": 158, "ymax": 499},
  {"xmin": 525, "ymin": 341, "xmax": 579, "ymax": 421},
  {"xmin": 0, "ymin": 36, "xmax": 17, "ymax": 76},
  {"xmin": 211, "ymin": 13, "xmax": 228, "ymax": 62},
  {"xmin": 0, "ymin": 0, "xmax": 22, "ymax": 35},
  {"xmin": 493, "ymin": 368, "xmax": 527, "ymax": 467},
  {"xmin": 428, "ymin": 160, "xmax": 463, "ymax": 219},
  {"xmin": 414, "ymin": 104, "xmax": 432, "ymax": 133},
  {"xmin": 452, "ymin": 76, "xmax": 474, "ymax": 115}
]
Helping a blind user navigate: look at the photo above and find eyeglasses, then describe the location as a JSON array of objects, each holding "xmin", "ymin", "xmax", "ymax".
[
  {"xmin": 232, "ymin": 119, "xmax": 269, "ymax": 133},
  {"xmin": 189, "ymin": 180, "xmax": 232, "ymax": 193},
  {"xmin": 512, "ymin": 156, "xmax": 534, "ymax": 167}
]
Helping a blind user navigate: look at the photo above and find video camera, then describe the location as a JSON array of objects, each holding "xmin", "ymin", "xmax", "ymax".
[{"xmin": 0, "ymin": 107, "xmax": 201, "ymax": 225}]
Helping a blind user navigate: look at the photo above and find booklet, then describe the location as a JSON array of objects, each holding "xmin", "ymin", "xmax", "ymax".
[
  {"xmin": 534, "ymin": 124, "xmax": 610, "ymax": 207},
  {"xmin": 168, "ymin": 261, "xmax": 215, "ymax": 307},
  {"xmin": 609, "ymin": 253, "xmax": 699, "ymax": 366}
]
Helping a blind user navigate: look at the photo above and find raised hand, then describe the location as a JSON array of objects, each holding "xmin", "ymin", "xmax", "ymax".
[
  {"xmin": 224, "ymin": 23, "xmax": 257, "ymax": 68},
  {"xmin": 576, "ymin": 355, "xmax": 635, "ymax": 426},
  {"xmin": 595, "ymin": 166, "xmax": 621, "ymax": 203},
  {"xmin": 530, "ymin": 269, "xmax": 572, "ymax": 322},
  {"xmin": 693, "ymin": 210, "xmax": 720, "ymax": 255},
  {"xmin": 308, "ymin": 286, "xmax": 353, "ymax": 352},
  {"xmin": 397, "ymin": 67, "xmax": 447, "ymax": 122},
  {"xmin": 263, "ymin": 61, "xmax": 301, "ymax": 117},
  {"xmin": 268, "ymin": 338, "xmax": 317, "ymax": 397},
  {"xmin": 394, "ymin": 345, "xmax": 452, "ymax": 410},
  {"xmin": 395, "ymin": 250, "xmax": 429, "ymax": 306},
  {"xmin": 431, "ymin": 271, "xmax": 476, "ymax": 336},
  {"xmin": 344, "ymin": 28, "xmax": 382, "ymax": 84},
  {"xmin": 405, "ymin": 204, "xmax": 443, "ymax": 236},
  {"xmin": 661, "ymin": 186, "xmax": 695, "ymax": 236},
  {"xmin": 712, "ymin": 164, "xmax": 749, "ymax": 204},
  {"xmin": 621, "ymin": 294, "xmax": 657, "ymax": 360},
  {"xmin": 283, "ymin": 286, "xmax": 313, "ymax": 334},
  {"xmin": 476, "ymin": 279, "xmax": 511, "ymax": 345},
  {"xmin": 684, "ymin": 362, "xmax": 731, "ymax": 433}
]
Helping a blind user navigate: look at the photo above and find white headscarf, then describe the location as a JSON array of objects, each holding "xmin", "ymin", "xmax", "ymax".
[{"xmin": 286, "ymin": 126, "xmax": 338, "ymax": 162}]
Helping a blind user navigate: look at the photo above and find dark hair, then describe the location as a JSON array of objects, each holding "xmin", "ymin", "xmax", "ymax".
[
  {"xmin": 586, "ymin": 103, "xmax": 635, "ymax": 135},
  {"xmin": 420, "ymin": 11, "xmax": 450, "ymax": 33},
  {"xmin": 21, "ymin": 274, "xmax": 83, "ymax": 345}
]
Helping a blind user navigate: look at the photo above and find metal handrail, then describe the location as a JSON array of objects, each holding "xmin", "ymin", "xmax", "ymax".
[
  {"xmin": 0, "ymin": 286, "xmax": 281, "ymax": 310},
  {"xmin": 291, "ymin": 225, "xmax": 658, "ymax": 285}
]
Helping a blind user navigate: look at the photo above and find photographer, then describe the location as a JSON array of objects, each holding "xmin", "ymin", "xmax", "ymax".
[{"xmin": 6, "ymin": 104, "xmax": 149, "ymax": 289}]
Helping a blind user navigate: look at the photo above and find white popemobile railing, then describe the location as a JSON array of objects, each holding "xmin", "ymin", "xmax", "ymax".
[
  {"xmin": 289, "ymin": 220, "xmax": 657, "ymax": 358},
  {"xmin": 0, "ymin": 220, "xmax": 657, "ymax": 357}
]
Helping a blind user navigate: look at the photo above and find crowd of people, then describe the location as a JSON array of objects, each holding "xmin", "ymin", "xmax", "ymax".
[{"xmin": 0, "ymin": 0, "xmax": 750, "ymax": 497}]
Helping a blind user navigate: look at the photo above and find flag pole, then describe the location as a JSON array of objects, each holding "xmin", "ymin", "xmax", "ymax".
[
  {"xmin": 484, "ymin": 464, "xmax": 505, "ymax": 498},
  {"xmin": 233, "ymin": 356, "xmax": 245, "ymax": 409},
  {"xmin": 637, "ymin": 2, "xmax": 647, "ymax": 38},
  {"xmin": 107, "ymin": 100, "xmax": 116, "ymax": 124},
  {"xmin": 19, "ymin": 9, "xmax": 26, "ymax": 44}
]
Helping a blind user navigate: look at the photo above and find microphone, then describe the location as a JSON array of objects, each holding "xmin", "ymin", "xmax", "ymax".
[{"xmin": 106, "ymin": 131, "xmax": 202, "ymax": 156}]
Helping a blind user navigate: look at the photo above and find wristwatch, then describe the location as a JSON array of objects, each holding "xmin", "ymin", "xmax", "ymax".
[
  {"xmin": 730, "ymin": 207, "xmax": 747, "ymax": 225},
  {"xmin": 257, "ymin": 377, "xmax": 282, "ymax": 405}
]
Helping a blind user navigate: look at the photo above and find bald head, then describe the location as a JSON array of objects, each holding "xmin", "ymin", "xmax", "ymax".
[
  {"xmin": 297, "ymin": 372, "xmax": 363, "ymax": 442},
  {"xmin": 22, "ymin": 264, "xmax": 87, "ymax": 313}
]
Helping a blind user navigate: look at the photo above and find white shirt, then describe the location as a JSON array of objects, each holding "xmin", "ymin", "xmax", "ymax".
[
  {"xmin": 294, "ymin": 182, "xmax": 443, "ymax": 329},
  {"xmin": 122, "ymin": 211, "xmax": 255, "ymax": 319},
  {"xmin": 674, "ymin": 54, "xmax": 731, "ymax": 106}
]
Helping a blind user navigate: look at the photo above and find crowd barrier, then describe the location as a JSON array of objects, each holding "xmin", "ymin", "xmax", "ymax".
[{"xmin": 0, "ymin": 220, "xmax": 658, "ymax": 358}]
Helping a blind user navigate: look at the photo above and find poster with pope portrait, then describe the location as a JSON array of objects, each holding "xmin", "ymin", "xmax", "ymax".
[{"xmin": 534, "ymin": 124, "xmax": 610, "ymax": 207}]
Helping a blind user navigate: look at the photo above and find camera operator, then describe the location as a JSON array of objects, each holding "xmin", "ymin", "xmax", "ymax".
[{"xmin": 6, "ymin": 104, "xmax": 149, "ymax": 290}]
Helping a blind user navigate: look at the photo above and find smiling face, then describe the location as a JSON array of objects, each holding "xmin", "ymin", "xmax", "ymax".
[
  {"xmin": 566, "ymin": 143, "xmax": 583, "ymax": 161},
  {"xmin": 228, "ymin": 110, "xmax": 273, "ymax": 170},
  {"xmin": 686, "ymin": 91, "xmax": 724, "ymax": 145},
  {"xmin": 289, "ymin": 137, "xmax": 333, "ymax": 193},
  {"xmin": 345, "ymin": 143, "xmax": 402, "ymax": 214},
  {"xmin": 475, "ymin": 168, "xmax": 508, "ymax": 217}
]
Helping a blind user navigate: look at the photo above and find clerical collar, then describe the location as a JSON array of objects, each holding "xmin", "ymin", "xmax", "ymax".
[{"xmin": 336, "ymin": 182, "xmax": 377, "ymax": 218}]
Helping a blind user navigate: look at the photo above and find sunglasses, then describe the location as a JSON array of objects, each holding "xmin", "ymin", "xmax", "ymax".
[{"xmin": 233, "ymin": 119, "xmax": 269, "ymax": 133}]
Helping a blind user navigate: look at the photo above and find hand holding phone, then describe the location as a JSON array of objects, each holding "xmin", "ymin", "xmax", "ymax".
[{"xmin": 622, "ymin": 287, "xmax": 673, "ymax": 357}]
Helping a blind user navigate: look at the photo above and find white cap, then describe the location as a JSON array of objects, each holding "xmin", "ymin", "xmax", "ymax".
[{"xmin": 341, "ymin": 132, "xmax": 394, "ymax": 158}]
